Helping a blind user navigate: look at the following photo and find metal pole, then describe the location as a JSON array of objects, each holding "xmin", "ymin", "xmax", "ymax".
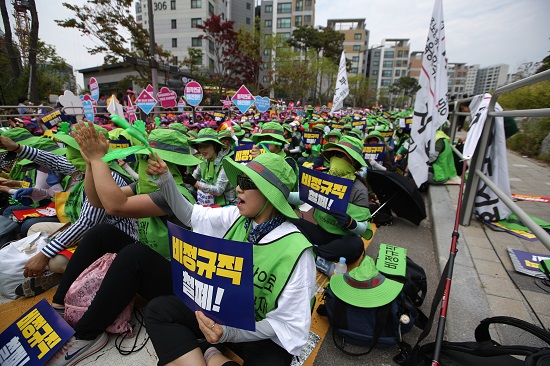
[{"xmin": 147, "ymin": 0, "xmax": 159, "ymax": 119}]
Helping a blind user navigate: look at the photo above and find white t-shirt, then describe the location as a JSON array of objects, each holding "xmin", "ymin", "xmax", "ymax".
[{"xmin": 191, "ymin": 205, "xmax": 316, "ymax": 355}]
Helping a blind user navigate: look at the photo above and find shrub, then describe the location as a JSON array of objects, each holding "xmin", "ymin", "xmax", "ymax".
[{"xmin": 507, "ymin": 117, "xmax": 550, "ymax": 160}]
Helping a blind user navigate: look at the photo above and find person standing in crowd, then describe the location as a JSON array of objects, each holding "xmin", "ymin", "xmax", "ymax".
[{"xmin": 144, "ymin": 152, "xmax": 315, "ymax": 366}]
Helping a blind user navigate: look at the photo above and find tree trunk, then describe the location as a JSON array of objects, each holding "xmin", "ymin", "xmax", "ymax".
[
  {"xmin": 27, "ymin": 0, "xmax": 39, "ymax": 103},
  {"xmin": 0, "ymin": 0, "xmax": 21, "ymax": 79}
]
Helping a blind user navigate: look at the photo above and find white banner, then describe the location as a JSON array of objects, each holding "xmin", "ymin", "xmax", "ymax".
[
  {"xmin": 330, "ymin": 51, "xmax": 349, "ymax": 114},
  {"xmin": 409, "ymin": 0, "xmax": 449, "ymax": 187},
  {"xmin": 464, "ymin": 93, "xmax": 512, "ymax": 221}
]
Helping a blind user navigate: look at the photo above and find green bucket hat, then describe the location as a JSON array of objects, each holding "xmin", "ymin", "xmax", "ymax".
[
  {"xmin": 348, "ymin": 128, "xmax": 363, "ymax": 140},
  {"xmin": 241, "ymin": 122, "xmax": 254, "ymax": 131},
  {"xmin": 108, "ymin": 128, "xmax": 131, "ymax": 141},
  {"xmin": 282, "ymin": 124, "xmax": 292, "ymax": 134},
  {"xmin": 322, "ymin": 136, "xmax": 367, "ymax": 167},
  {"xmin": 190, "ymin": 128, "xmax": 223, "ymax": 147},
  {"xmin": 365, "ymin": 130, "xmax": 384, "ymax": 143},
  {"xmin": 54, "ymin": 123, "xmax": 109, "ymax": 150},
  {"xmin": 343, "ymin": 123, "xmax": 352, "ymax": 131},
  {"xmin": 326, "ymin": 129, "xmax": 342, "ymax": 139},
  {"xmin": 329, "ymin": 256, "xmax": 404, "ymax": 308},
  {"xmin": 135, "ymin": 128, "xmax": 200, "ymax": 166},
  {"xmin": 17, "ymin": 137, "xmax": 66, "ymax": 165},
  {"xmin": 187, "ymin": 130, "xmax": 198, "ymax": 139},
  {"xmin": 222, "ymin": 153, "xmax": 298, "ymax": 219},
  {"xmin": 233, "ymin": 125, "xmax": 245, "ymax": 137},
  {"xmin": 252, "ymin": 122, "xmax": 286, "ymax": 145},
  {"xmin": 169, "ymin": 122, "xmax": 189, "ymax": 135},
  {"xmin": 218, "ymin": 129, "xmax": 236, "ymax": 147},
  {"xmin": 0, "ymin": 128, "xmax": 39, "ymax": 151}
]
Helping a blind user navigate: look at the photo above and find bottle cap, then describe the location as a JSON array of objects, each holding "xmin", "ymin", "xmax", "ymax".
[{"xmin": 339, "ymin": 257, "xmax": 346, "ymax": 263}]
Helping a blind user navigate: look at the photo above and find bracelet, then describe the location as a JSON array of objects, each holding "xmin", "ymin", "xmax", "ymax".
[{"xmin": 8, "ymin": 144, "xmax": 20, "ymax": 152}]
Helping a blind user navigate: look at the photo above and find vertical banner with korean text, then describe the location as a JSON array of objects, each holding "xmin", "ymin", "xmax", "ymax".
[
  {"xmin": 0, "ymin": 299, "xmax": 75, "ymax": 365},
  {"xmin": 330, "ymin": 51, "xmax": 349, "ymax": 114},
  {"xmin": 298, "ymin": 166, "xmax": 353, "ymax": 212},
  {"xmin": 168, "ymin": 222, "xmax": 255, "ymax": 331},
  {"xmin": 409, "ymin": 0, "xmax": 449, "ymax": 187}
]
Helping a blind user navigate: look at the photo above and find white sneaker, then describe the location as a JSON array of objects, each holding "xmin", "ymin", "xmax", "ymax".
[{"xmin": 46, "ymin": 333, "xmax": 109, "ymax": 366}]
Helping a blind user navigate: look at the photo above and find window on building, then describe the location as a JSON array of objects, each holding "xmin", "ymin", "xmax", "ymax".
[
  {"xmin": 305, "ymin": 0, "xmax": 312, "ymax": 6},
  {"xmin": 296, "ymin": 0, "xmax": 303, "ymax": 11},
  {"xmin": 277, "ymin": 18, "xmax": 291, "ymax": 28},
  {"xmin": 381, "ymin": 79, "xmax": 391, "ymax": 86},
  {"xmin": 353, "ymin": 45, "xmax": 360, "ymax": 51},
  {"xmin": 354, "ymin": 33, "xmax": 362, "ymax": 40},
  {"xmin": 246, "ymin": 2, "xmax": 251, "ymax": 10},
  {"xmin": 265, "ymin": 4, "xmax": 272, "ymax": 13},
  {"xmin": 172, "ymin": 38, "xmax": 177, "ymax": 48},
  {"xmin": 192, "ymin": 37, "xmax": 202, "ymax": 47},
  {"xmin": 221, "ymin": 12, "xmax": 224, "ymax": 20},
  {"xmin": 137, "ymin": 15, "xmax": 142, "ymax": 21},
  {"xmin": 382, "ymin": 70, "xmax": 392, "ymax": 77},
  {"xmin": 172, "ymin": 56, "xmax": 178, "ymax": 65},
  {"xmin": 373, "ymin": 60, "xmax": 379, "ymax": 66},
  {"xmin": 263, "ymin": 49, "xmax": 270, "ymax": 56},
  {"xmin": 295, "ymin": 16, "xmax": 302, "ymax": 27},
  {"xmin": 209, "ymin": 40, "xmax": 215, "ymax": 53},
  {"xmin": 351, "ymin": 67, "xmax": 358, "ymax": 73},
  {"xmin": 209, "ymin": 2, "xmax": 214, "ymax": 15},
  {"xmin": 263, "ymin": 76, "xmax": 270, "ymax": 83},
  {"xmin": 374, "ymin": 51, "xmax": 380, "ymax": 57},
  {"xmin": 396, "ymin": 60, "xmax": 402, "ymax": 67},
  {"xmin": 171, "ymin": 0, "xmax": 176, "ymax": 10},
  {"xmin": 191, "ymin": 18, "xmax": 202, "ymax": 27},
  {"xmin": 402, "ymin": 60, "xmax": 407, "ymax": 66},
  {"xmin": 136, "ymin": 5, "xmax": 141, "ymax": 13},
  {"xmin": 397, "ymin": 50, "xmax": 403, "ymax": 57},
  {"xmin": 277, "ymin": 3, "xmax": 292, "ymax": 13},
  {"xmin": 352, "ymin": 56, "xmax": 359, "ymax": 62},
  {"xmin": 395, "ymin": 70, "xmax": 401, "ymax": 77},
  {"xmin": 171, "ymin": 19, "xmax": 177, "ymax": 29},
  {"xmin": 278, "ymin": 33, "xmax": 291, "ymax": 40},
  {"xmin": 265, "ymin": 20, "xmax": 272, "ymax": 27},
  {"xmin": 384, "ymin": 51, "xmax": 394, "ymax": 58},
  {"xmin": 209, "ymin": 57, "xmax": 215, "ymax": 70},
  {"xmin": 191, "ymin": 0, "xmax": 201, "ymax": 8},
  {"xmin": 403, "ymin": 50, "xmax": 409, "ymax": 57},
  {"xmin": 383, "ymin": 61, "xmax": 393, "ymax": 68},
  {"xmin": 246, "ymin": 17, "xmax": 250, "ymax": 24},
  {"xmin": 304, "ymin": 15, "xmax": 311, "ymax": 25},
  {"xmin": 372, "ymin": 70, "xmax": 378, "ymax": 75}
]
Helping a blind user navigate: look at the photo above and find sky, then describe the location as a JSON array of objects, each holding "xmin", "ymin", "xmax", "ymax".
[{"xmin": 4, "ymin": 0, "xmax": 550, "ymax": 89}]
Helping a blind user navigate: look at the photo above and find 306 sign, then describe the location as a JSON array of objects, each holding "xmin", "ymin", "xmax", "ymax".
[{"xmin": 154, "ymin": 1, "xmax": 167, "ymax": 11}]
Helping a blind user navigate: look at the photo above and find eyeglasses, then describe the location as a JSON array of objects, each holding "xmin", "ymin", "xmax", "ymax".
[{"xmin": 237, "ymin": 174, "xmax": 257, "ymax": 190}]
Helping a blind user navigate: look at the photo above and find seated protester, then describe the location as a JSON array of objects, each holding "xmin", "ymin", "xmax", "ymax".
[
  {"xmin": 250, "ymin": 122, "xmax": 299, "ymax": 188},
  {"xmin": 325, "ymin": 129, "xmax": 342, "ymax": 144},
  {"xmin": 363, "ymin": 130, "xmax": 394, "ymax": 171},
  {"xmin": 289, "ymin": 136, "xmax": 373, "ymax": 264},
  {"xmin": 241, "ymin": 121, "xmax": 254, "ymax": 139},
  {"xmin": 218, "ymin": 129, "xmax": 237, "ymax": 158},
  {"xmin": 348, "ymin": 128, "xmax": 363, "ymax": 140},
  {"xmin": 232, "ymin": 125, "xmax": 246, "ymax": 144},
  {"xmin": 283, "ymin": 123, "xmax": 302, "ymax": 161},
  {"xmin": 0, "ymin": 128, "xmax": 40, "ymax": 183},
  {"xmin": 187, "ymin": 128, "xmax": 236, "ymax": 206},
  {"xmin": 44, "ymin": 123, "xmax": 202, "ymax": 366},
  {"xmin": 144, "ymin": 152, "xmax": 316, "ymax": 366},
  {"xmin": 0, "ymin": 123, "xmax": 138, "ymax": 297},
  {"xmin": 427, "ymin": 130, "xmax": 458, "ymax": 185}
]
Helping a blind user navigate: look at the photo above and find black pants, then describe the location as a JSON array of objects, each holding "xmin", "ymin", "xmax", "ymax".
[
  {"xmin": 290, "ymin": 218, "xmax": 364, "ymax": 263},
  {"xmin": 145, "ymin": 295, "xmax": 292, "ymax": 366},
  {"xmin": 53, "ymin": 224, "xmax": 173, "ymax": 340}
]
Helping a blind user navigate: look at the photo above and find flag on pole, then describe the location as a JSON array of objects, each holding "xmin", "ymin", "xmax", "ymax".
[
  {"xmin": 330, "ymin": 51, "xmax": 349, "ymax": 114},
  {"xmin": 408, "ymin": 0, "xmax": 449, "ymax": 187}
]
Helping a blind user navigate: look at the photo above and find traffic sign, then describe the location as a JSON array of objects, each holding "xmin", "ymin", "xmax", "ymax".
[
  {"xmin": 184, "ymin": 81, "xmax": 203, "ymax": 107},
  {"xmin": 232, "ymin": 85, "xmax": 254, "ymax": 114}
]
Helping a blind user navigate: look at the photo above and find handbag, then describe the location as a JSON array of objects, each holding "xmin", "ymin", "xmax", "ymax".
[{"xmin": 64, "ymin": 253, "xmax": 134, "ymax": 335}]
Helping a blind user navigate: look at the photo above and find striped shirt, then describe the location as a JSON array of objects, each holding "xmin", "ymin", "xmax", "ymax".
[{"xmin": 18, "ymin": 146, "xmax": 138, "ymax": 257}]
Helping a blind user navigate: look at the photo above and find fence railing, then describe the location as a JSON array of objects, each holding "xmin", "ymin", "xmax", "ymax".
[{"xmin": 447, "ymin": 69, "xmax": 550, "ymax": 251}]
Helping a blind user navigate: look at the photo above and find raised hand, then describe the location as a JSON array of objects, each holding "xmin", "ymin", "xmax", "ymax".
[
  {"xmin": 74, "ymin": 121, "xmax": 109, "ymax": 162},
  {"xmin": 146, "ymin": 153, "xmax": 168, "ymax": 176}
]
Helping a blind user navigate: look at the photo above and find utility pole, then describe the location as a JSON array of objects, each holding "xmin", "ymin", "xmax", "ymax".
[{"xmin": 147, "ymin": 0, "xmax": 159, "ymax": 116}]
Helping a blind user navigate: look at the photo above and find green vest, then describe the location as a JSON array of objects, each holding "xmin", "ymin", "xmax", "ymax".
[
  {"xmin": 223, "ymin": 216, "xmax": 312, "ymax": 321},
  {"xmin": 199, "ymin": 158, "xmax": 228, "ymax": 206},
  {"xmin": 64, "ymin": 180, "xmax": 85, "ymax": 223},
  {"xmin": 432, "ymin": 134, "xmax": 457, "ymax": 183},
  {"xmin": 136, "ymin": 184, "xmax": 195, "ymax": 259},
  {"xmin": 313, "ymin": 202, "xmax": 373, "ymax": 240}
]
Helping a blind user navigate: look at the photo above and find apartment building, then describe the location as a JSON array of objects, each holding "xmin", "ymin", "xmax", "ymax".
[
  {"xmin": 474, "ymin": 63, "xmax": 509, "ymax": 95},
  {"xmin": 326, "ymin": 19, "xmax": 369, "ymax": 76},
  {"xmin": 464, "ymin": 64, "xmax": 479, "ymax": 97},
  {"xmin": 447, "ymin": 62, "xmax": 468, "ymax": 99},
  {"xmin": 135, "ymin": 0, "xmax": 255, "ymax": 70},
  {"xmin": 366, "ymin": 38, "xmax": 410, "ymax": 98},
  {"xmin": 408, "ymin": 51, "xmax": 423, "ymax": 80}
]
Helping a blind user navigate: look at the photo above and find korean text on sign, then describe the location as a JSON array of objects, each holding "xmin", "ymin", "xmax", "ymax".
[{"xmin": 298, "ymin": 166, "xmax": 353, "ymax": 213}]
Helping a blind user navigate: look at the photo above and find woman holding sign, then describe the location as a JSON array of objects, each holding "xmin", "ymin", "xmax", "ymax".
[
  {"xmin": 145, "ymin": 152, "xmax": 316, "ymax": 366},
  {"xmin": 289, "ymin": 135, "xmax": 373, "ymax": 264}
]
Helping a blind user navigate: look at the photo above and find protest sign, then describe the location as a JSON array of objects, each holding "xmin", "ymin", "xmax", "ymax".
[
  {"xmin": 298, "ymin": 166, "xmax": 353, "ymax": 212},
  {"xmin": 302, "ymin": 131, "xmax": 322, "ymax": 145},
  {"xmin": 363, "ymin": 143, "xmax": 386, "ymax": 164}
]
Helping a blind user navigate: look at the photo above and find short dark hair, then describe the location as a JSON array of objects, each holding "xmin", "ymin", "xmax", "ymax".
[{"xmin": 18, "ymin": 97, "xmax": 28, "ymax": 104}]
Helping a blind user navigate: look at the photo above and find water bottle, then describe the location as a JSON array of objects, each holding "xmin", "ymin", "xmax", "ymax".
[
  {"xmin": 332, "ymin": 257, "xmax": 348, "ymax": 276},
  {"xmin": 315, "ymin": 256, "xmax": 335, "ymax": 277}
]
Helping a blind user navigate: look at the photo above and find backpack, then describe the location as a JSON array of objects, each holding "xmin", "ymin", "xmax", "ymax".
[{"xmin": 64, "ymin": 253, "xmax": 134, "ymax": 335}]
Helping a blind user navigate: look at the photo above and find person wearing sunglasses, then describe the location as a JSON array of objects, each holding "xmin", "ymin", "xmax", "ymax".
[
  {"xmin": 289, "ymin": 135, "xmax": 373, "ymax": 264},
  {"xmin": 145, "ymin": 152, "xmax": 315, "ymax": 366}
]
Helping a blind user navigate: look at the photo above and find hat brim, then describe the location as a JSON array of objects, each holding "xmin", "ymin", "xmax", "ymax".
[
  {"xmin": 53, "ymin": 133, "xmax": 80, "ymax": 150},
  {"xmin": 330, "ymin": 273, "xmax": 404, "ymax": 308},
  {"xmin": 251, "ymin": 133, "xmax": 286, "ymax": 145},
  {"xmin": 322, "ymin": 143, "xmax": 366, "ymax": 167},
  {"xmin": 135, "ymin": 147, "xmax": 201, "ymax": 166},
  {"xmin": 191, "ymin": 137, "xmax": 224, "ymax": 147},
  {"xmin": 222, "ymin": 157, "xmax": 298, "ymax": 219}
]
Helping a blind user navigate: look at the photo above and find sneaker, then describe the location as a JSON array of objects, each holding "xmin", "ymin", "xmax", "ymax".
[
  {"xmin": 46, "ymin": 333, "xmax": 109, "ymax": 366},
  {"xmin": 15, "ymin": 272, "xmax": 63, "ymax": 297}
]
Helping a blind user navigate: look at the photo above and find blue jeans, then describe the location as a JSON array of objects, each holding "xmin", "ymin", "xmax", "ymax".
[{"xmin": 2, "ymin": 205, "xmax": 60, "ymax": 237}]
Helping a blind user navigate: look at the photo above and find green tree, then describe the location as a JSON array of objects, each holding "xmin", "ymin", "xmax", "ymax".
[
  {"xmin": 348, "ymin": 74, "xmax": 371, "ymax": 107},
  {"xmin": 182, "ymin": 47, "xmax": 204, "ymax": 77},
  {"xmin": 536, "ymin": 54, "xmax": 550, "ymax": 73},
  {"xmin": 55, "ymin": 0, "xmax": 173, "ymax": 85},
  {"xmin": 271, "ymin": 41, "xmax": 315, "ymax": 100},
  {"xmin": 389, "ymin": 76, "xmax": 419, "ymax": 108}
]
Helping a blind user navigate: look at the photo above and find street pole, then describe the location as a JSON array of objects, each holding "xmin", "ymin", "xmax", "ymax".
[{"xmin": 147, "ymin": 0, "xmax": 159, "ymax": 119}]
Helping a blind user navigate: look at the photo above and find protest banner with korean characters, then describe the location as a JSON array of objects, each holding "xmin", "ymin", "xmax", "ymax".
[
  {"xmin": 168, "ymin": 222, "xmax": 255, "ymax": 331},
  {"xmin": 37, "ymin": 108, "xmax": 68, "ymax": 129},
  {"xmin": 109, "ymin": 139, "xmax": 136, "ymax": 162},
  {"xmin": 363, "ymin": 143, "xmax": 386, "ymax": 164},
  {"xmin": 302, "ymin": 131, "xmax": 322, "ymax": 145},
  {"xmin": 233, "ymin": 143, "xmax": 265, "ymax": 164},
  {"xmin": 0, "ymin": 299, "xmax": 74, "ymax": 365},
  {"xmin": 352, "ymin": 119, "xmax": 366, "ymax": 130},
  {"xmin": 298, "ymin": 166, "xmax": 353, "ymax": 213}
]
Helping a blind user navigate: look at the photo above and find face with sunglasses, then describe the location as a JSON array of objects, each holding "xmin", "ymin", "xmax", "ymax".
[{"xmin": 235, "ymin": 174, "xmax": 273, "ymax": 220}]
